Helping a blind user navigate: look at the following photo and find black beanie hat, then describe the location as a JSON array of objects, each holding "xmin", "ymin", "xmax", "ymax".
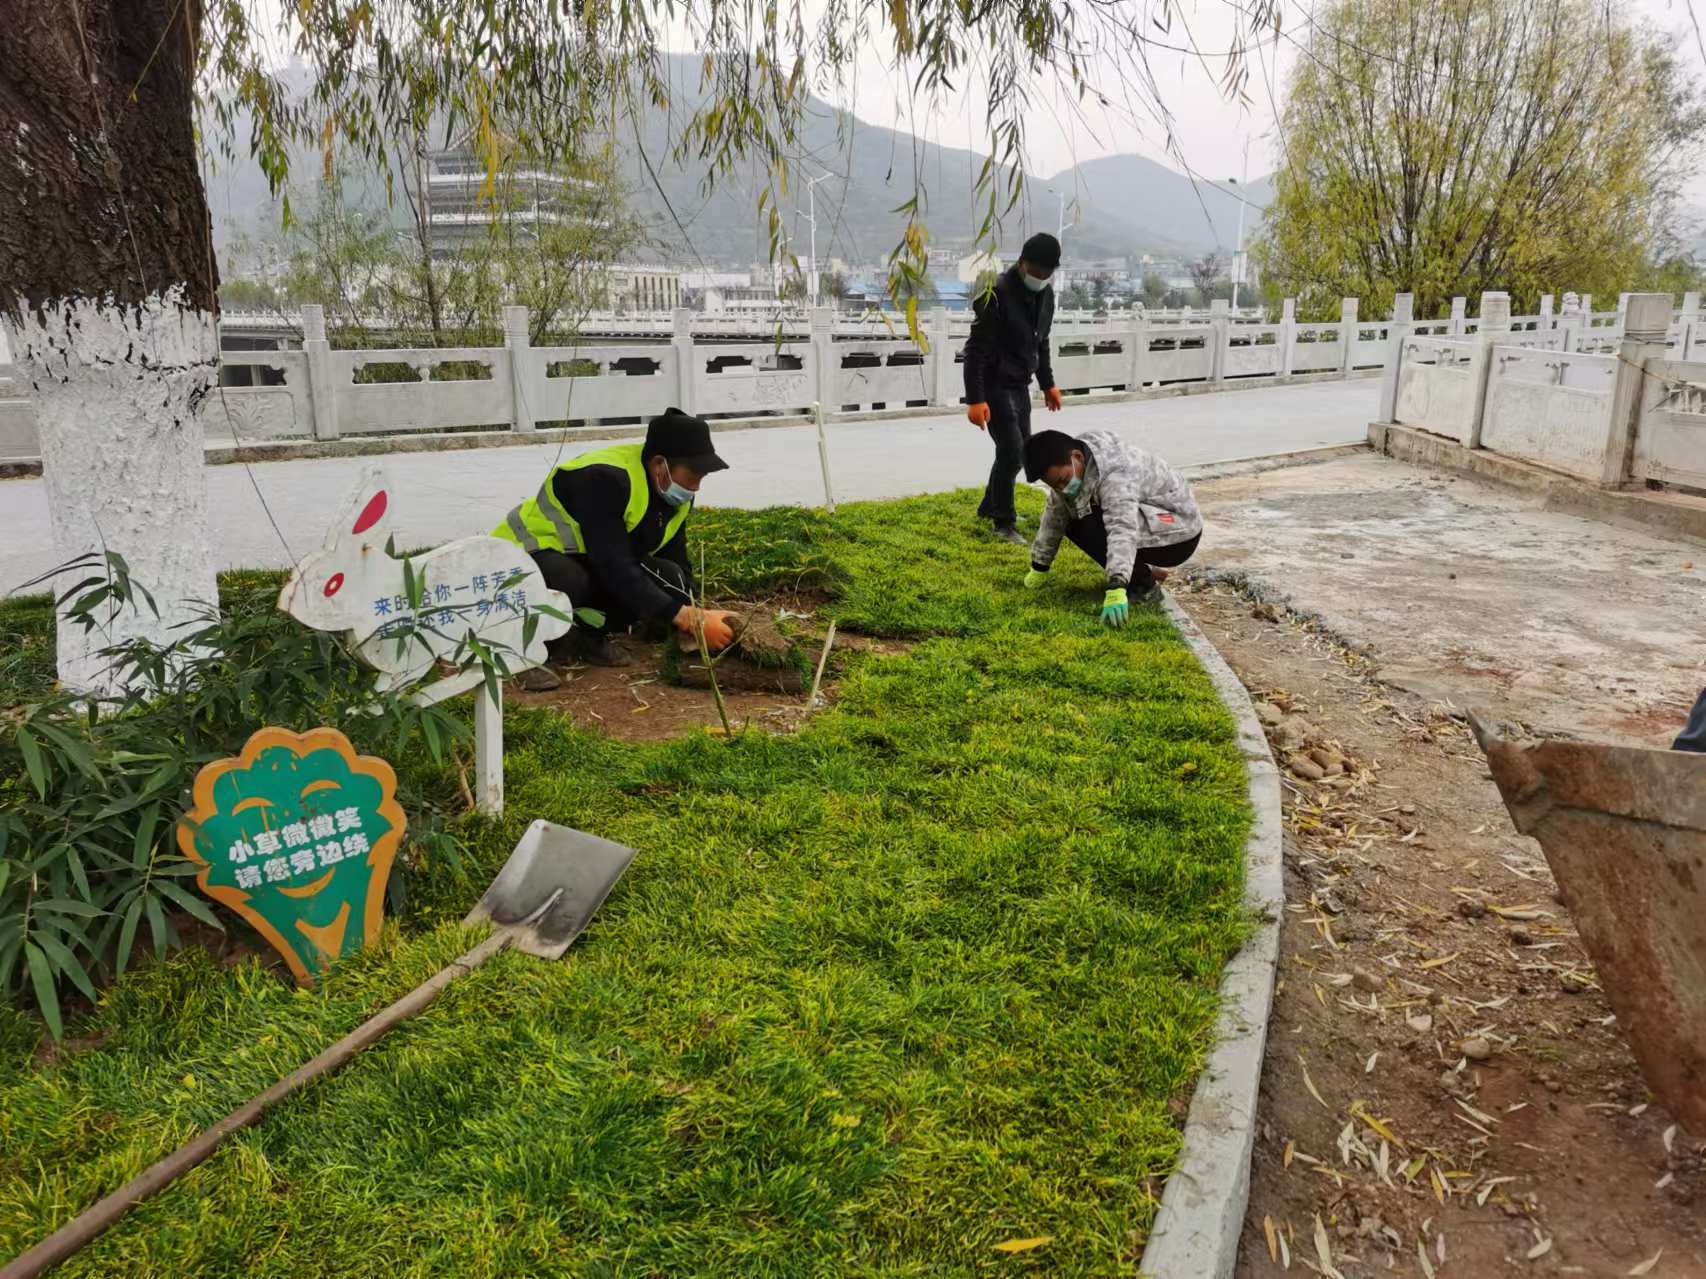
[{"xmin": 1020, "ymin": 232, "xmax": 1061, "ymax": 270}]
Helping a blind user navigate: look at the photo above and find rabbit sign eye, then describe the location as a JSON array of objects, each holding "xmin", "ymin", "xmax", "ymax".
[{"xmin": 323, "ymin": 573, "xmax": 345, "ymax": 598}]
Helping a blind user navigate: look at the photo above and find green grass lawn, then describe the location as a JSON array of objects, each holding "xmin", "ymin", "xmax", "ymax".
[{"xmin": 0, "ymin": 491, "xmax": 1249, "ymax": 1277}]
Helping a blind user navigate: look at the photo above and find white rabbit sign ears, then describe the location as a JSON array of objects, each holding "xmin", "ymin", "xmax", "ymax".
[
  {"xmin": 277, "ymin": 465, "xmax": 570, "ymax": 699},
  {"xmin": 278, "ymin": 466, "xmax": 403, "ymax": 638}
]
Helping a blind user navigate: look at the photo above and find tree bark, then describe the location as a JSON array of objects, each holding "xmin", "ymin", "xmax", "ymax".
[{"xmin": 0, "ymin": 0, "xmax": 218, "ymax": 693}]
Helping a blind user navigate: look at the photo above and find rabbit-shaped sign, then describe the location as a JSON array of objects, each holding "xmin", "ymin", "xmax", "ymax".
[{"xmin": 277, "ymin": 465, "xmax": 571, "ymax": 706}]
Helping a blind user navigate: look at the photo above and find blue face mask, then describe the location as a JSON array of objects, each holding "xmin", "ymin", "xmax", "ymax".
[
  {"xmin": 1063, "ymin": 476, "xmax": 1082, "ymax": 499},
  {"xmin": 654, "ymin": 461, "xmax": 695, "ymax": 508}
]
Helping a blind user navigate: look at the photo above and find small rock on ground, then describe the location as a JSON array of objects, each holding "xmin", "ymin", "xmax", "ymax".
[
  {"xmin": 1288, "ymin": 753, "xmax": 1326, "ymax": 781},
  {"xmin": 1461, "ymin": 1036, "xmax": 1493, "ymax": 1061},
  {"xmin": 516, "ymin": 666, "xmax": 563, "ymax": 692}
]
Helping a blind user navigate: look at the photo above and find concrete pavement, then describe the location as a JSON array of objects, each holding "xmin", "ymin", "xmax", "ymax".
[
  {"xmin": 0, "ymin": 379, "xmax": 1374, "ymax": 590},
  {"xmin": 1188, "ymin": 453, "xmax": 1706, "ymax": 748}
]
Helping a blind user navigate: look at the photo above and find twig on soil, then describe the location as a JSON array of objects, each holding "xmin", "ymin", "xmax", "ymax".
[
  {"xmin": 454, "ymin": 746, "xmax": 475, "ymax": 813},
  {"xmin": 807, "ymin": 621, "xmax": 837, "ymax": 708},
  {"xmin": 696, "ymin": 546, "xmax": 733, "ymax": 737}
]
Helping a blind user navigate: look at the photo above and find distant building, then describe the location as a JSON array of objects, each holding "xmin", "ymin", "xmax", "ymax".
[
  {"xmin": 605, "ymin": 263, "xmax": 682, "ymax": 312},
  {"xmin": 421, "ymin": 134, "xmax": 596, "ymax": 259},
  {"xmin": 679, "ymin": 270, "xmax": 777, "ymax": 313}
]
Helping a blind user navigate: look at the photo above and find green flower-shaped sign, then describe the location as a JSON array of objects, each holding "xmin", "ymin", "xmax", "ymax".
[{"xmin": 176, "ymin": 727, "xmax": 406, "ymax": 985}]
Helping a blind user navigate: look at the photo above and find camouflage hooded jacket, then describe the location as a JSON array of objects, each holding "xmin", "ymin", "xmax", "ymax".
[{"xmin": 1029, "ymin": 428, "xmax": 1202, "ymax": 588}]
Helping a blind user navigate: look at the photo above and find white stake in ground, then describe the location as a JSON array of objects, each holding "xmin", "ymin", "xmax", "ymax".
[{"xmin": 813, "ymin": 400, "xmax": 837, "ymax": 513}]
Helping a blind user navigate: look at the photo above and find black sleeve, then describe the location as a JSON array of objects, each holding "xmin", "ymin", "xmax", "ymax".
[
  {"xmin": 656, "ymin": 518, "xmax": 694, "ymax": 595},
  {"xmin": 962, "ymin": 289, "xmax": 996, "ymax": 403},
  {"xmin": 1035, "ymin": 296, "xmax": 1056, "ymax": 391},
  {"xmin": 553, "ymin": 465, "xmax": 679, "ymax": 623}
]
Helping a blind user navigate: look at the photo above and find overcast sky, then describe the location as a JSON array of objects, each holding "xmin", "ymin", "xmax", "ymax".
[
  {"xmin": 796, "ymin": 0, "xmax": 1706, "ymax": 204},
  {"xmin": 238, "ymin": 0, "xmax": 1706, "ymax": 210}
]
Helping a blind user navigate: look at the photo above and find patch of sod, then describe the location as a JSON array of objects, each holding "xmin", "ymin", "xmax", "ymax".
[{"xmin": 0, "ymin": 491, "xmax": 1249, "ymax": 1276}]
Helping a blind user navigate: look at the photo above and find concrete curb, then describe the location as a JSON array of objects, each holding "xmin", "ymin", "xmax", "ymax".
[
  {"xmin": 1181, "ymin": 441, "xmax": 1369, "ymax": 484},
  {"xmin": 1139, "ymin": 595, "xmax": 1284, "ymax": 1279}
]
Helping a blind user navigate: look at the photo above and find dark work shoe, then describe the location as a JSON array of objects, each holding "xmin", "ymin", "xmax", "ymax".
[
  {"xmin": 1131, "ymin": 581, "xmax": 1164, "ymax": 607},
  {"xmin": 992, "ymin": 524, "xmax": 1027, "ymax": 546},
  {"xmin": 568, "ymin": 629, "xmax": 629, "ymax": 667}
]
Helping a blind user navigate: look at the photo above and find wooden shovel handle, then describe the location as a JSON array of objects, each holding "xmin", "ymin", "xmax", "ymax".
[{"xmin": 1, "ymin": 929, "xmax": 511, "ymax": 1279}]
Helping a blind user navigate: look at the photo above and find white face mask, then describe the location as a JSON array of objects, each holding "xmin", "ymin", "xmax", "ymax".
[{"xmin": 1021, "ymin": 269, "xmax": 1050, "ymax": 294}]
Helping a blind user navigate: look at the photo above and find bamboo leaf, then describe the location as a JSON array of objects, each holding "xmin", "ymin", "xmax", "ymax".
[
  {"xmin": 156, "ymin": 880, "xmax": 223, "ymax": 930},
  {"xmin": 34, "ymin": 931, "xmax": 97, "ymax": 1003},
  {"xmin": 16, "ymin": 727, "xmax": 48, "ymax": 799},
  {"xmin": 24, "ymin": 943, "xmax": 62, "ymax": 1040},
  {"xmin": 116, "ymin": 897, "xmax": 144, "ymax": 976}
]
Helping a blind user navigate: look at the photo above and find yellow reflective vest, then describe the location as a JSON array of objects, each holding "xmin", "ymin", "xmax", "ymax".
[{"xmin": 493, "ymin": 443, "xmax": 690, "ymax": 556}]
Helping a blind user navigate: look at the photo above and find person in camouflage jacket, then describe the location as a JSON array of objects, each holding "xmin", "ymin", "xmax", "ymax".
[{"xmin": 1020, "ymin": 428, "xmax": 1203, "ymax": 627}]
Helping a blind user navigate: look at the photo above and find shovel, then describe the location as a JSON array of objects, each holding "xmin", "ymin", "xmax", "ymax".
[{"xmin": 1, "ymin": 821, "xmax": 637, "ymax": 1279}]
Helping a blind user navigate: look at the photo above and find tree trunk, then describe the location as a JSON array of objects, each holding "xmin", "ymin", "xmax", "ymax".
[{"xmin": 0, "ymin": 0, "xmax": 218, "ymax": 694}]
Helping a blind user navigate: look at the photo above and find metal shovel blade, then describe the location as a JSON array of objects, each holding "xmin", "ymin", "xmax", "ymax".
[
  {"xmin": 463, "ymin": 820, "xmax": 639, "ymax": 959},
  {"xmin": 1471, "ymin": 713, "xmax": 1706, "ymax": 1136}
]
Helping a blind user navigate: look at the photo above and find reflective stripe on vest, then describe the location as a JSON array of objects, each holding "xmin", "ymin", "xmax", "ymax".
[{"xmin": 492, "ymin": 442, "xmax": 690, "ymax": 556}]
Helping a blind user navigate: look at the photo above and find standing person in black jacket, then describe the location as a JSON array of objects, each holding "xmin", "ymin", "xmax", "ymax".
[{"xmin": 962, "ymin": 232, "xmax": 1064, "ymax": 545}]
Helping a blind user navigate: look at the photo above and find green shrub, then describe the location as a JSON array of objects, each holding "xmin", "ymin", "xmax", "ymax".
[{"xmin": 0, "ymin": 556, "xmax": 508, "ymax": 1036}]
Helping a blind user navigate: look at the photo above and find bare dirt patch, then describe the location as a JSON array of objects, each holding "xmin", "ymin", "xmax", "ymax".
[
  {"xmin": 1173, "ymin": 576, "xmax": 1706, "ymax": 1278},
  {"xmin": 509, "ymin": 604, "xmax": 906, "ymax": 744}
]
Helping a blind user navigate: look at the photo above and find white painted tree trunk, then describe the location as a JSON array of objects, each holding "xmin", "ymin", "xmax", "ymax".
[{"xmin": 8, "ymin": 288, "xmax": 217, "ymax": 695}]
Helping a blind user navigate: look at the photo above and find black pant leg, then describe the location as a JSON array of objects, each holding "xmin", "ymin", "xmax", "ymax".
[
  {"xmin": 1063, "ymin": 507, "xmax": 1110, "ymax": 566},
  {"xmin": 979, "ymin": 385, "xmax": 1028, "ymax": 527},
  {"xmin": 1129, "ymin": 532, "xmax": 1202, "ymax": 589},
  {"xmin": 531, "ymin": 550, "xmax": 600, "ymax": 616}
]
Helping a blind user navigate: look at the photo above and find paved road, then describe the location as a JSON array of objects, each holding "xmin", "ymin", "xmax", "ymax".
[{"xmin": 0, "ymin": 379, "xmax": 1375, "ymax": 590}]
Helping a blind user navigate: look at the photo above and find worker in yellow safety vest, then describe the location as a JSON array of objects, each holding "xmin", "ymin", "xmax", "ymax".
[{"xmin": 494, "ymin": 407, "xmax": 738, "ymax": 676}]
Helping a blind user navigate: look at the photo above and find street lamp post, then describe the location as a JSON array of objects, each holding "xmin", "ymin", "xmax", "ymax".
[
  {"xmin": 1044, "ymin": 186, "xmax": 1069, "ymax": 240},
  {"xmin": 803, "ymin": 171, "xmax": 837, "ymax": 307},
  {"xmin": 1230, "ymin": 138, "xmax": 1250, "ymax": 313}
]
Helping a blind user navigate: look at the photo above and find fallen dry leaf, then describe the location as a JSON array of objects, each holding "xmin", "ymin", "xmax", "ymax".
[
  {"xmin": 1628, "ymin": 1249, "xmax": 1664, "ymax": 1276},
  {"xmin": 1313, "ymin": 1214, "xmax": 1345, "ymax": 1279},
  {"xmin": 1476, "ymin": 1175, "xmax": 1516, "ymax": 1206},
  {"xmin": 1298, "ymin": 1054, "xmax": 1330, "ymax": 1109},
  {"xmin": 1527, "ymin": 1236, "xmax": 1554, "ymax": 1260},
  {"xmin": 1663, "ymin": 1123, "xmax": 1678, "ymax": 1154},
  {"xmin": 992, "ymin": 1236, "xmax": 1053, "ymax": 1254},
  {"xmin": 1264, "ymin": 1215, "xmax": 1279, "ymax": 1263},
  {"xmin": 1417, "ymin": 1239, "xmax": 1436, "ymax": 1279},
  {"xmin": 1488, "ymin": 904, "xmax": 1548, "ymax": 921},
  {"xmin": 1419, "ymin": 952, "xmax": 1460, "ymax": 970}
]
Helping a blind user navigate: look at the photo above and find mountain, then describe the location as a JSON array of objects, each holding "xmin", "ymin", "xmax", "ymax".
[
  {"xmin": 202, "ymin": 55, "xmax": 1266, "ymax": 270},
  {"xmin": 1044, "ymin": 154, "xmax": 1273, "ymax": 262}
]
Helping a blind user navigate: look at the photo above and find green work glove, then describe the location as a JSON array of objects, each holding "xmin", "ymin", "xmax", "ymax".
[
  {"xmin": 1100, "ymin": 587, "xmax": 1129, "ymax": 629},
  {"xmin": 1023, "ymin": 568, "xmax": 1048, "ymax": 591}
]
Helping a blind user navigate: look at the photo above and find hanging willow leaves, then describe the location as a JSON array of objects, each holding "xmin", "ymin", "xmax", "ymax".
[{"xmin": 199, "ymin": 0, "xmax": 1285, "ymax": 315}]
